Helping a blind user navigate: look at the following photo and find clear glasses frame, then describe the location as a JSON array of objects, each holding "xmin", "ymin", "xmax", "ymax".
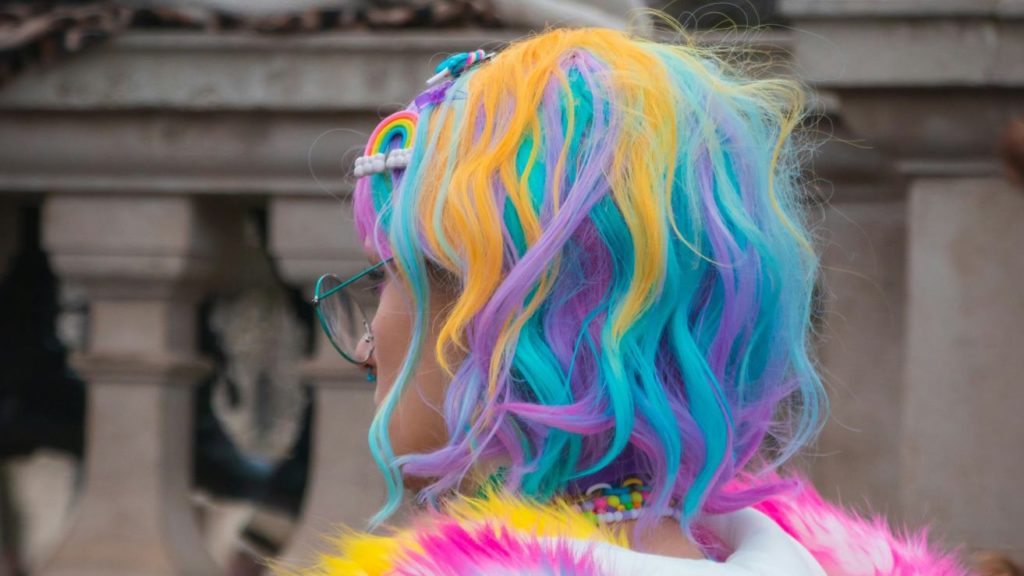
[{"xmin": 312, "ymin": 257, "xmax": 392, "ymax": 365}]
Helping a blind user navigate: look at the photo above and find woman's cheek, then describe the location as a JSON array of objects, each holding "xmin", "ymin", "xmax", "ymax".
[{"xmin": 369, "ymin": 282, "xmax": 410, "ymax": 407}]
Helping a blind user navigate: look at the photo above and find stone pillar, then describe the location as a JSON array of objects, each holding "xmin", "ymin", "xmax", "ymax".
[
  {"xmin": 902, "ymin": 178, "xmax": 1024, "ymax": 561},
  {"xmin": 805, "ymin": 129, "xmax": 910, "ymax": 513},
  {"xmin": 814, "ymin": 200, "xmax": 907, "ymax": 514},
  {"xmin": 40, "ymin": 194, "xmax": 220, "ymax": 576},
  {"xmin": 267, "ymin": 196, "xmax": 384, "ymax": 569}
]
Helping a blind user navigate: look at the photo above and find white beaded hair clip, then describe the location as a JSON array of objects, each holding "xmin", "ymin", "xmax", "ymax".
[{"xmin": 353, "ymin": 148, "xmax": 413, "ymax": 178}]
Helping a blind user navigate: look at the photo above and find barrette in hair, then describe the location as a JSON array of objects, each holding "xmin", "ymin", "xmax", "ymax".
[
  {"xmin": 353, "ymin": 50, "xmax": 494, "ymax": 179},
  {"xmin": 353, "ymin": 110, "xmax": 417, "ymax": 178},
  {"xmin": 426, "ymin": 49, "xmax": 495, "ymax": 87}
]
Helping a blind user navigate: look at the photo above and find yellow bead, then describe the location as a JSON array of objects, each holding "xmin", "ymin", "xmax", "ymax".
[
  {"xmin": 631, "ymin": 492, "xmax": 643, "ymax": 504},
  {"xmin": 607, "ymin": 495, "xmax": 620, "ymax": 507}
]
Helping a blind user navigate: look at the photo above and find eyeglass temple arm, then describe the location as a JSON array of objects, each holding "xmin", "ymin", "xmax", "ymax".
[{"xmin": 313, "ymin": 257, "xmax": 393, "ymax": 302}]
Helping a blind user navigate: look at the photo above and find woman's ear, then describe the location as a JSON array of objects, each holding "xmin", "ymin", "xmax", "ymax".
[{"xmin": 426, "ymin": 260, "xmax": 461, "ymax": 295}]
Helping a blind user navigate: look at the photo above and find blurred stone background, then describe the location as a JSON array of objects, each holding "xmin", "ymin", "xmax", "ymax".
[{"xmin": 0, "ymin": 0, "xmax": 1022, "ymax": 574}]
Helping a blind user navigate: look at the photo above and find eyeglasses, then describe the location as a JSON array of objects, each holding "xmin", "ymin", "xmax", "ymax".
[{"xmin": 312, "ymin": 258, "xmax": 392, "ymax": 365}]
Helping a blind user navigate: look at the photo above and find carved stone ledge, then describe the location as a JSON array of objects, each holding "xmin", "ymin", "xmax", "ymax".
[
  {"xmin": 71, "ymin": 352, "xmax": 211, "ymax": 387},
  {"xmin": 781, "ymin": 3, "xmax": 1024, "ymax": 173},
  {"xmin": 782, "ymin": 0, "xmax": 1023, "ymax": 18},
  {"xmin": 835, "ymin": 89, "xmax": 1024, "ymax": 171},
  {"xmin": 0, "ymin": 31, "xmax": 522, "ymax": 112},
  {"xmin": 0, "ymin": 30, "xmax": 799, "ymax": 197}
]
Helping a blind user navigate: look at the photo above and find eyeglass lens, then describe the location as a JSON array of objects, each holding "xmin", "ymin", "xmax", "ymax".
[{"xmin": 317, "ymin": 274, "xmax": 373, "ymax": 363}]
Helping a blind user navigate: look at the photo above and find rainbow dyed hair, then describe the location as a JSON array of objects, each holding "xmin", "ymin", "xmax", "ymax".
[{"xmin": 352, "ymin": 27, "xmax": 825, "ymax": 530}]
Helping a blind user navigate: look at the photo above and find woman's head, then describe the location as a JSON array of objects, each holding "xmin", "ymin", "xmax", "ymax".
[{"xmin": 352, "ymin": 27, "xmax": 824, "ymax": 528}]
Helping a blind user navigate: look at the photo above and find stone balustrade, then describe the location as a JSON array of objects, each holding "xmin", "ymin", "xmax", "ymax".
[
  {"xmin": 39, "ymin": 195, "xmax": 222, "ymax": 575},
  {"xmin": 0, "ymin": 30, "xmax": 521, "ymax": 575}
]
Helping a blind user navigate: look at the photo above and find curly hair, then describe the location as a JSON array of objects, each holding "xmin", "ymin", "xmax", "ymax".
[{"xmin": 352, "ymin": 26, "xmax": 825, "ymax": 530}]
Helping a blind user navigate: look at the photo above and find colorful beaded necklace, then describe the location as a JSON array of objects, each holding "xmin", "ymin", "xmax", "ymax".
[
  {"xmin": 475, "ymin": 469, "xmax": 678, "ymax": 526},
  {"xmin": 574, "ymin": 478, "xmax": 678, "ymax": 525}
]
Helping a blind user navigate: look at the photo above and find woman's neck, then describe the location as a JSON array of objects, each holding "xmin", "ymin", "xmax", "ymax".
[{"xmin": 622, "ymin": 516, "xmax": 706, "ymax": 560}]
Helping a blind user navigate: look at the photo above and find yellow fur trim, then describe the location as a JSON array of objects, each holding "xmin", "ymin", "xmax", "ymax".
[{"xmin": 283, "ymin": 492, "xmax": 625, "ymax": 576}]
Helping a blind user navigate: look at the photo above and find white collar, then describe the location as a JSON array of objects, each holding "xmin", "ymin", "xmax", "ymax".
[{"xmin": 573, "ymin": 508, "xmax": 826, "ymax": 576}]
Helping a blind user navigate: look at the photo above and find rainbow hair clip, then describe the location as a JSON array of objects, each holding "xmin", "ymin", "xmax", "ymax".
[
  {"xmin": 426, "ymin": 49, "xmax": 495, "ymax": 87},
  {"xmin": 354, "ymin": 50, "xmax": 494, "ymax": 178},
  {"xmin": 353, "ymin": 109, "xmax": 418, "ymax": 178}
]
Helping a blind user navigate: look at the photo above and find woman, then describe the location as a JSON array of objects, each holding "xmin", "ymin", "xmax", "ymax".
[{"xmin": 308, "ymin": 27, "xmax": 971, "ymax": 575}]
